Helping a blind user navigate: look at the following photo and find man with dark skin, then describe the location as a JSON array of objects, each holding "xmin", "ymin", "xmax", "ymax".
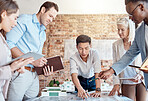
[{"xmin": 99, "ymin": 0, "xmax": 148, "ymax": 92}]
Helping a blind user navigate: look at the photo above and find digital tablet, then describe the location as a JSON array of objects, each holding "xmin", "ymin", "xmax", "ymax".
[{"xmin": 5, "ymin": 52, "xmax": 44, "ymax": 65}]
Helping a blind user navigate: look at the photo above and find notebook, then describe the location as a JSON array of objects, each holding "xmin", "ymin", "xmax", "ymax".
[
  {"xmin": 34, "ymin": 56, "xmax": 64, "ymax": 75},
  {"xmin": 129, "ymin": 56, "xmax": 148, "ymax": 71}
]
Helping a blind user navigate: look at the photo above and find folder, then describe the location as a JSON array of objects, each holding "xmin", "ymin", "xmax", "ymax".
[
  {"xmin": 129, "ymin": 65, "xmax": 140, "ymax": 69},
  {"xmin": 129, "ymin": 57, "xmax": 148, "ymax": 71},
  {"xmin": 34, "ymin": 56, "xmax": 64, "ymax": 75}
]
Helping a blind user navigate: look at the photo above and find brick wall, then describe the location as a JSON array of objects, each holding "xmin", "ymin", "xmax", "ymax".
[{"xmin": 39, "ymin": 14, "xmax": 127, "ymax": 91}]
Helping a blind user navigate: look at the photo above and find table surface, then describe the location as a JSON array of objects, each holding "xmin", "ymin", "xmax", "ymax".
[{"xmin": 26, "ymin": 92, "xmax": 133, "ymax": 101}]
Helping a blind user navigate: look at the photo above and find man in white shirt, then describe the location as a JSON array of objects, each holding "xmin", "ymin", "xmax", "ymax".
[{"xmin": 70, "ymin": 35, "xmax": 101, "ymax": 99}]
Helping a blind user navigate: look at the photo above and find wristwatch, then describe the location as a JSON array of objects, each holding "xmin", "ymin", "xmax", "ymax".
[{"xmin": 96, "ymin": 87, "xmax": 101, "ymax": 92}]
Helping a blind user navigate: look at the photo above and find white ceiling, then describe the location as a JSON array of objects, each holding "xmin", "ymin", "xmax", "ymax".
[{"xmin": 16, "ymin": 0, "xmax": 127, "ymax": 14}]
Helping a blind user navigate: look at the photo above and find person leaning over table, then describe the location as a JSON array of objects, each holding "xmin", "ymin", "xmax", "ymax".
[
  {"xmin": 108, "ymin": 17, "xmax": 147, "ymax": 101},
  {"xmin": 0, "ymin": 0, "xmax": 34, "ymax": 101},
  {"xmin": 98, "ymin": 0, "xmax": 148, "ymax": 101},
  {"xmin": 5, "ymin": 1, "xmax": 58, "ymax": 101},
  {"xmin": 70, "ymin": 35, "xmax": 101, "ymax": 99}
]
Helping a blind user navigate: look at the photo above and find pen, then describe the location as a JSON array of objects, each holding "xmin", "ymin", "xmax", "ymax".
[{"xmin": 89, "ymin": 78, "xmax": 99, "ymax": 82}]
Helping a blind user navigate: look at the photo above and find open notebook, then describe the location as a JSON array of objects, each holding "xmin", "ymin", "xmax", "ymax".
[{"xmin": 34, "ymin": 56, "xmax": 64, "ymax": 75}]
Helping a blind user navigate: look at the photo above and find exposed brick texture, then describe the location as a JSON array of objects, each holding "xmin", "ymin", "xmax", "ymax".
[{"xmin": 39, "ymin": 14, "xmax": 127, "ymax": 92}]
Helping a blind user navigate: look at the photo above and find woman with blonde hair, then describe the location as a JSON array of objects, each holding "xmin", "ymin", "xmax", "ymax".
[
  {"xmin": 109, "ymin": 17, "xmax": 147, "ymax": 101},
  {"xmin": 0, "ymin": 0, "xmax": 34, "ymax": 100}
]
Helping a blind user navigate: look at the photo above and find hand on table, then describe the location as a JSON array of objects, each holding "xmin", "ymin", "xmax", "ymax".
[
  {"xmin": 77, "ymin": 88, "xmax": 89, "ymax": 99},
  {"xmin": 108, "ymin": 84, "xmax": 120, "ymax": 96},
  {"xmin": 90, "ymin": 91, "xmax": 101, "ymax": 97}
]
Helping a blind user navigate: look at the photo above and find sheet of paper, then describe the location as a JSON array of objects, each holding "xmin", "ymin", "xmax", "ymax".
[{"xmin": 119, "ymin": 78, "xmax": 135, "ymax": 80}]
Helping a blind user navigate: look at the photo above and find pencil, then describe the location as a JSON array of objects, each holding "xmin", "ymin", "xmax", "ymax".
[{"xmin": 89, "ymin": 78, "xmax": 99, "ymax": 82}]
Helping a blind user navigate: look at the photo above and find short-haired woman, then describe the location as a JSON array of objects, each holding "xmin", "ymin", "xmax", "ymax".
[{"xmin": 109, "ymin": 17, "xmax": 147, "ymax": 101}]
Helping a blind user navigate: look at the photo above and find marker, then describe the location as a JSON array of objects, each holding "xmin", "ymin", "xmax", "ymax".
[{"xmin": 89, "ymin": 78, "xmax": 99, "ymax": 82}]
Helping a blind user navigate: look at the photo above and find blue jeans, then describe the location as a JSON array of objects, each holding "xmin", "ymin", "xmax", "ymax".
[
  {"xmin": 7, "ymin": 69, "xmax": 39, "ymax": 101},
  {"xmin": 76, "ymin": 76, "xmax": 96, "ymax": 92}
]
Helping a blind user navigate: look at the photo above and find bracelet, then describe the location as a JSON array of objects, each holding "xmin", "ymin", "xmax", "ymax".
[{"xmin": 96, "ymin": 87, "xmax": 101, "ymax": 92}]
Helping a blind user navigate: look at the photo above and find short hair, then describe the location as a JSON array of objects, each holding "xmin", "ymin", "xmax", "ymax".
[
  {"xmin": 117, "ymin": 17, "xmax": 129, "ymax": 28},
  {"xmin": 38, "ymin": 1, "xmax": 59, "ymax": 13},
  {"xmin": 76, "ymin": 35, "xmax": 91, "ymax": 45},
  {"xmin": 125, "ymin": 0, "xmax": 148, "ymax": 5}
]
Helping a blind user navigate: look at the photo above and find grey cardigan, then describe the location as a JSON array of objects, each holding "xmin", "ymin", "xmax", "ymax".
[{"xmin": 112, "ymin": 39, "xmax": 144, "ymax": 85}]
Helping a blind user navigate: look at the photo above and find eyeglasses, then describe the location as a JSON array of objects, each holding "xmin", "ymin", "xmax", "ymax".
[{"xmin": 128, "ymin": 4, "xmax": 141, "ymax": 17}]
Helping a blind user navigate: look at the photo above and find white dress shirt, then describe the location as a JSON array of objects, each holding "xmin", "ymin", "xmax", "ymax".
[{"xmin": 70, "ymin": 49, "xmax": 101, "ymax": 78}]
